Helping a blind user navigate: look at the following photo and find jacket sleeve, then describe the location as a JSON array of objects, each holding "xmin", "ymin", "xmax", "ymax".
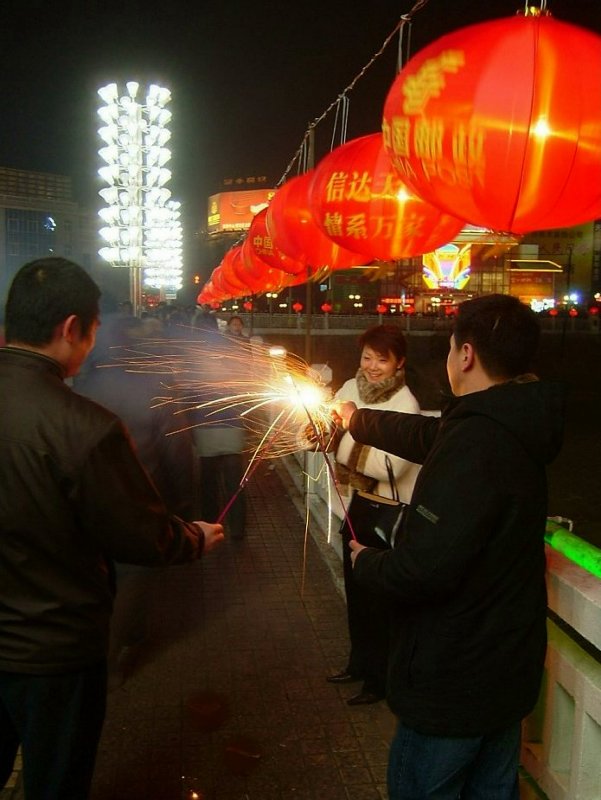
[
  {"xmin": 350, "ymin": 408, "xmax": 440, "ymax": 465},
  {"xmin": 352, "ymin": 417, "xmax": 505, "ymax": 604},
  {"xmin": 74, "ymin": 419, "xmax": 203, "ymax": 565}
]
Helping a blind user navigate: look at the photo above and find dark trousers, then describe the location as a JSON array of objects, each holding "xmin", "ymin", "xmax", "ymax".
[
  {"xmin": 198, "ymin": 453, "xmax": 246, "ymax": 538},
  {"xmin": 341, "ymin": 525, "xmax": 390, "ymax": 696},
  {"xmin": 387, "ymin": 719, "xmax": 521, "ymax": 799},
  {"xmin": 0, "ymin": 661, "xmax": 107, "ymax": 799}
]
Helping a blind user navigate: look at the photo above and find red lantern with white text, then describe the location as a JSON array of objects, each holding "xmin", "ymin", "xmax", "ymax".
[
  {"xmin": 382, "ymin": 13, "xmax": 601, "ymax": 233},
  {"xmin": 240, "ymin": 237, "xmax": 292, "ymax": 294},
  {"xmin": 266, "ymin": 172, "xmax": 366, "ymax": 272},
  {"xmin": 310, "ymin": 134, "xmax": 465, "ymax": 259},
  {"xmin": 244, "ymin": 208, "xmax": 306, "ymax": 276}
]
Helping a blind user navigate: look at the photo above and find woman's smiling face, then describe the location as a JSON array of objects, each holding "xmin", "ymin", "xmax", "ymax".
[{"xmin": 360, "ymin": 345, "xmax": 404, "ymax": 383}]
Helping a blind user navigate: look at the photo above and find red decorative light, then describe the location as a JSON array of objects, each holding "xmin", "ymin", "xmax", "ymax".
[
  {"xmin": 382, "ymin": 14, "xmax": 601, "ymax": 233},
  {"xmin": 588, "ymin": 306, "xmax": 599, "ymax": 316},
  {"xmin": 292, "ymin": 301, "xmax": 303, "ymax": 313},
  {"xmin": 321, "ymin": 302, "xmax": 333, "ymax": 313},
  {"xmin": 266, "ymin": 172, "xmax": 366, "ymax": 272},
  {"xmin": 376, "ymin": 303, "xmax": 388, "ymax": 314},
  {"xmin": 243, "ymin": 207, "xmax": 306, "ymax": 276},
  {"xmin": 243, "ymin": 300, "xmax": 253, "ymax": 311},
  {"xmin": 405, "ymin": 305, "xmax": 416, "ymax": 315},
  {"xmin": 309, "ymin": 133, "xmax": 464, "ymax": 260},
  {"xmin": 549, "ymin": 308, "xmax": 559, "ymax": 317},
  {"xmin": 568, "ymin": 307, "xmax": 578, "ymax": 318}
]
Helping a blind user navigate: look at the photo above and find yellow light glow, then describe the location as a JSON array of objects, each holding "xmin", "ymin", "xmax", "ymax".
[
  {"xmin": 288, "ymin": 383, "xmax": 326, "ymax": 411},
  {"xmin": 532, "ymin": 118, "xmax": 551, "ymax": 139}
]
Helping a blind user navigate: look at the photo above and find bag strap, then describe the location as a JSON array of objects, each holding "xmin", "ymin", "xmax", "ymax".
[{"xmin": 384, "ymin": 455, "xmax": 400, "ymax": 502}]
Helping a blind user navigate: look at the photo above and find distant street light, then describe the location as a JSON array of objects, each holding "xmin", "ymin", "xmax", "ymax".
[{"xmin": 97, "ymin": 81, "xmax": 183, "ymax": 314}]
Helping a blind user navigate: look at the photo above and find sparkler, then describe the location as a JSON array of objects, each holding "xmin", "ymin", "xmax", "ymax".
[{"xmin": 100, "ymin": 329, "xmax": 353, "ymax": 532}]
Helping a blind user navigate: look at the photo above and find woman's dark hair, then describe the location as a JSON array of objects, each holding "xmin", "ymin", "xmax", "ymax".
[
  {"xmin": 358, "ymin": 324, "xmax": 407, "ymax": 362},
  {"xmin": 453, "ymin": 294, "xmax": 540, "ymax": 379},
  {"xmin": 5, "ymin": 257, "xmax": 101, "ymax": 345}
]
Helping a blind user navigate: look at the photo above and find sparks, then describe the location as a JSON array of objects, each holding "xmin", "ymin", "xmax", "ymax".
[{"xmin": 99, "ymin": 328, "xmax": 335, "ymax": 461}]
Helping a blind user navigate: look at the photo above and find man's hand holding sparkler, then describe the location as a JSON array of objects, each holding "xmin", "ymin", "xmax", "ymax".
[
  {"xmin": 349, "ymin": 539, "xmax": 367, "ymax": 566},
  {"xmin": 195, "ymin": 521, "xmax": 225, "ymax": 552},
  {"xmin": 331, "ymin": 400, "xmax": 358, "ymax": 431}
]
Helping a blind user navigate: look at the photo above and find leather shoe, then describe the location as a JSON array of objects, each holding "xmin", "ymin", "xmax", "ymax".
[
  {"xmin": 347, "ymin": 690, "xmax": 383, "ymax": 706},
  {"xmin": 326, "ymin": 670, "xmax": 360, "ymax": 684}
]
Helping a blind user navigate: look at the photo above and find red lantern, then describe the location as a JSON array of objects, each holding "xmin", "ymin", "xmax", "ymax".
[
  {"xmin": 376, "ymin": 303, "xmax": 388, "ymax": 314},
  {"xmin": 568, "ymin": 307, "xmax": 578, "ymax": 318},
  {"xmin": 244, "ymin": 208, "xmax": 306, "ymax": 276},
  {"xmin": 549, "ymin": 308, "xmax": 559, "ymax": 317},
  {"xmin": 243, "ymin": 300, "xmax": 253, "ymax": 312},
  {"xmin": 310, "ymin": 133, "xmax": 465, "ymax": 260},
  {"xmin": 292, "ymin": 301, "xmax": 303, "ymax": 313},
  {"xmin": 266, "ymin": 172, "xmax": 366, "ymax": 271},
  {"xmin": 382, "ymin": 13, "xmax": 601, "ymax": 233},
  {"xmin": 240, "ymin": 237, "xmax": 292, "ymax": 294},
  {"xmin": 220, "ymin": 247, "xmax": 255, "ymax": 297},
  {"xmin": 404, "ymin": 305, "xmax": 416, "ymax": 315},
  {"xmin": 589, "ymin": 306, "xmax": 600, "ymax": 316},
  {"xmin": 321, "ymin": 302, "xmax": 333, "ymax": 313}
]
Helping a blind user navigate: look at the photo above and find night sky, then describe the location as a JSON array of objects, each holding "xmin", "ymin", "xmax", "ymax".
[{"xmin": 1, "ymin": 0, "xmax": 599, "ymax": 226}]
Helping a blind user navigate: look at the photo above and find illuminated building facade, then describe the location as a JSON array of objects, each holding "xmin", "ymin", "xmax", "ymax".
[{"xmin": 0, "ymin": 167, "xmax": 99, "ymax": 306}]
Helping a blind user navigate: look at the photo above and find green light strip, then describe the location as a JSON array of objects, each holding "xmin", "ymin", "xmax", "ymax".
[{"xmin": 545, "ymin": 521, "xmax": 601, "ymax": 579}]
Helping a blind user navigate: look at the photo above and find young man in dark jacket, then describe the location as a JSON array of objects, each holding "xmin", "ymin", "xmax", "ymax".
[
  {"xmin": 333, "ymin": 294, "xmax": 565, "ymax": 800},
  {"xmin": 0, "ymin": 258, "xmax": 224, "ymax": 799}
]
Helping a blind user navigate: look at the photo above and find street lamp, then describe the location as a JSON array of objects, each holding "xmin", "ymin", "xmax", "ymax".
[
  {"xmin": 266, "ymin": 292, "xmax": 278, "ymax": 314},
  {"xmin": 97, "ymin": 81, "xmax": 182, "ymax": 315}
]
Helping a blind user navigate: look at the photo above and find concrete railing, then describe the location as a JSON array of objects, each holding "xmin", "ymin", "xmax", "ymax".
[{"xmin": 281, "ymin": 451, "xmax": 601, "ymax": 800}]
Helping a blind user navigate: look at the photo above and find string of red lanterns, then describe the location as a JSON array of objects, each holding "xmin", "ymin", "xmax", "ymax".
[{"xmin": 198, "ymin": 10, "xmax": 601, "ymax": 302}]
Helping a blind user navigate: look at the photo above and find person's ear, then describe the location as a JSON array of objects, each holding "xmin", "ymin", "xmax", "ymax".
[
  {"xmin": 461, "ymin": 342, "xmax": 476, "ymax": 372},
  {"xmin": 60, "ymin": 315, "xmax": 80, "ymax": 343},
  {"xmin": 396, "ymin": 356, "xmax": 406, "ymax": 370}
]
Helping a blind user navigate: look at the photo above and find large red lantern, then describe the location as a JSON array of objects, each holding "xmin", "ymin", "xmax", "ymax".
[
  {"xmin": 266, "ymin": 172, "xmax": 366, "ymax": 272},
  {"xmin": 220, "ymin": 246, "xmax": 254, "ymax": 298},
  {"xmin": 382, "ymin": 12, "xmax": 601, "ymax": 233},
  {"xmin": 240, "ymin": 237, "xmax": 292, "ymax": 294},
  {"xmin": 219, "ymin": 251, "xmax": 252, "ymax": 298},
  {"xmin": 244, "ymin": 208, "xmax": 306, "ymax": 276},
  {"xmin": 309, "ymin": 133, "xmax": 465, "ymax": 259},
  {"xmin": 209, "ymin": 267, "xmax": 234, "ymax": 301}
]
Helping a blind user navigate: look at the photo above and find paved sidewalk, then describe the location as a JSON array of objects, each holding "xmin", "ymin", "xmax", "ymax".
[{"xmin": 1, "ymin": 458, "xmax": 542, "ymax": 800}]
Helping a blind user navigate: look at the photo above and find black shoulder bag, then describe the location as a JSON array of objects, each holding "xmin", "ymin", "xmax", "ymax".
[{"xmin": 339, "ymin": 456, "xmax": 409, "ymax": 549}]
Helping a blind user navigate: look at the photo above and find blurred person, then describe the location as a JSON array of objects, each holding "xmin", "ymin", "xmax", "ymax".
[
  {"xmin": 0, "ymin": 258, "xmax": 224, "ymax": 800},
  {"xmin": 225, "ymin": 314, "xmax": 247, "ymax": 338},
  {"xmin": 193, "ymin": 303, "xmax": 219, "ymax": 332},
  {"xmin": 75, "ymin": 314, "xmax": 196, "ymax": 685},
  {"xmin": 191, "ymin": 325, "xmax": 250, "ymax": 540},
  {"xmin": 327, "ymin": 324, "xmax": 421, "ymax": 706},
  {"xmin": 333, "ymin": 295, "xmax": 565, "ymax": 800}
]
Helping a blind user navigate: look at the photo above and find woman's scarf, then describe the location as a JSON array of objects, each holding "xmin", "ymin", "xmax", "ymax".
[{"xmin": 336, "ymin": 367, "xmax": 406, "ymax": 494}]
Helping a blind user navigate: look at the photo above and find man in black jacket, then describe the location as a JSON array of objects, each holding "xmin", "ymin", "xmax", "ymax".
[
  {"xmin": 333, "ymin": 294, "xmax": 565, "ymax": 800},
  {"xmin": 0, "ymin": 258, "xmax": 224, "ymax": 799}
]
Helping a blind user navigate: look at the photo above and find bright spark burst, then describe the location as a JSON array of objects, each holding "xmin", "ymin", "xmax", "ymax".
[{"xmin": 100, "ymin": 328, "xmax": 336, "ymax": 462}]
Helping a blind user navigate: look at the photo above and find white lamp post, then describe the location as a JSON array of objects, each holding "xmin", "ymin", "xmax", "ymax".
[{"xmin": 97, "ymin": 81, "xmax": 182, "ymax": 315}]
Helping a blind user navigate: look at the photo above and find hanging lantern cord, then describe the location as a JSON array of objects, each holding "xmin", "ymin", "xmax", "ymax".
[
  {"xmin": 329, "ymin": 94, "xmax": 350, "ymax": 151},
  {"xmin": 277, "ymin": 0, "xmax": 431, "ymax": 185},
  {"xmin": 520, "ymin": 1, "xmax": 550, "ymax": 16}
]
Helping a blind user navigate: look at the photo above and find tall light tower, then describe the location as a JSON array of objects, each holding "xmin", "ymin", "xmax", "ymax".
[{"xmin": 97, "ymin": 81, "xmax": 182, "ymax": 315}]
